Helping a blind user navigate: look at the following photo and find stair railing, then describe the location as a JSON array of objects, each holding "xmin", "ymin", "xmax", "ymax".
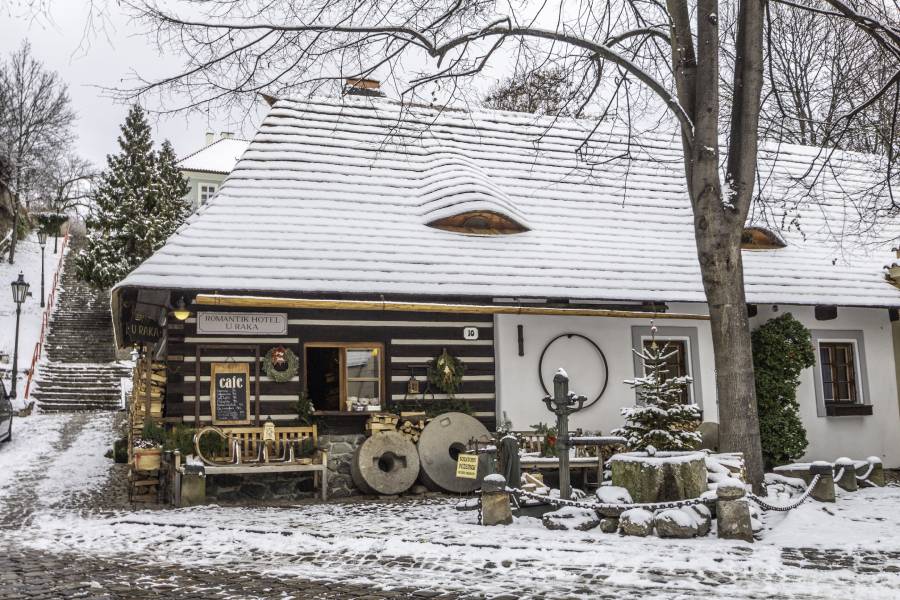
[{"xmin": 24, "ymin": 231, "xmax": 71, "ymax": 400}]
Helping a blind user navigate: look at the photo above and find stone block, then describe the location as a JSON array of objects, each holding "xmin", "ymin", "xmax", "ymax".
[
  {"xmin": 482, "ymin": 491, "xmax": 513, "ymax": 526},
  {"xmin": 716, "ymin": 486, "xmax": 753, "ymax": 543},
  {"xmin": 809, "ymin": 461, "xmax": 836, "ymax": 502},
  {"xmin": 179, "ymin": 472, "xmax": 206, "ymax": 507},
  {"xmin": 609, "ymin": 452, "xmax": 707, "ymax": 503},
  {"xmin": 834, "ymin": 457, "xmax": 858, "ymax": 492}
]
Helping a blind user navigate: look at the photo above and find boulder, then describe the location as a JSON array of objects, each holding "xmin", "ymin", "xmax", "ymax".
[
  {"xmin": 655, "ymin": 508, "xmax": 700, "ymax": 538},
  {"xmin": 599, "ymin": 517, "xmax": 619, "ymax": 534},
  {"xmin": 609, "ymin": 451, "xmax": 707, "ymax": 503},
  {"xmin": 689, "ymin": 504, "xmax": 712, "ymax": 536},
  {"xmin": 619, "ymin": 508, "xmax": 654, "ymax": 537},
  {"xmin": 542, "ymin": 506, "xmax": 601, "ymax": 531},
  {"xmin": 595, "ymin": 485, "xmax": 633, "ymax": 517}
]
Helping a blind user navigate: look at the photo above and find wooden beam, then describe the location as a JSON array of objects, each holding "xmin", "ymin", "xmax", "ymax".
[{"xmin": 194, "ymin": 294, "xmax": 710, "ymax": 321}]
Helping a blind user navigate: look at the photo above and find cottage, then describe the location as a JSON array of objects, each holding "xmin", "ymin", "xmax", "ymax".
[{"xmin": 112, "ymin": 92, "xmax": 900, "ymax": 497}]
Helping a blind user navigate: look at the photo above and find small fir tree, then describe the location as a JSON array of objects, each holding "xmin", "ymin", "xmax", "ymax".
[
  {"xmin": 613, "ymin": 329, "xmax": 702, "ymax": 451},
  {"xmin": 752, "ymin": 313, "xmax": 814, "ymax": 468},
  {"xmin": 76, "ymin": 105, "xmax": 190, "ymax": 288}
]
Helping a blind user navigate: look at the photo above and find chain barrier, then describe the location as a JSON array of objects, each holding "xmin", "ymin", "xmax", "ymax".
[
  {"xmin": 476, "ymin": 492, "xmax": 483, "ymax": 525},
  {"xmin": 508, "ymin": 486, "xmax": 713, "ymax": 512},
  {"xmin": 747, "ymin": 474, "xmax": 821, "ymax": 512},
  {"xmin": 834, "ymin": 468, "xmax": 846, "ymax": 483}
]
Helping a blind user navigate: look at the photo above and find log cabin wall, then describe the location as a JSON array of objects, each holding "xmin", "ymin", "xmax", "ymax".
[{"xmin": 164, "ymin": 306, "xmax": 497, "ymax": 431}]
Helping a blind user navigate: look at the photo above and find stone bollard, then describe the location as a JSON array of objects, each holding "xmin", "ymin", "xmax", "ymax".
[
  {"xmin": 862, "ymin": 456, "xmax": 886, "ymax": 487},
  {"xmin": 716, "ymin": 483, "xmax": 753, "ymax": 543},
  {"xmin": 178, "ymin": 465, "xmax": 207, "ymax": 507},
  {"xmin": 480, "ymin": 474, "xmax": 513, "ymax": 526},
  {"xmin": 809, "ymin": 461, "xmax": 836, "ymax": 502},
  {"xmin": 834, "ymin": 457, "xmax": 858, "ymax": 492}
]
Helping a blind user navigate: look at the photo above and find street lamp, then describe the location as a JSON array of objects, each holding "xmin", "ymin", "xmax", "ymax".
[
  {"xmin": 37, "ymin": 229, "xmax": 48, "ymax": 308},
  {"xmin": 10, "ymin": 272, "xmax": 30, "ymax": 400}
]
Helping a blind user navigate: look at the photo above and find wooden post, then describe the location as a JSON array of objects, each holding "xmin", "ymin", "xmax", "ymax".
[
  {"xmin": 194, "ymin": 346, "xmax": 201, "ymax": 423},
  {"xmin": 144, "ymin": 349, "xmax": 152, "ymax": 422},
  {"xmin": 255, "ymin": 345, "xmax": 261, "ymax": 426}
]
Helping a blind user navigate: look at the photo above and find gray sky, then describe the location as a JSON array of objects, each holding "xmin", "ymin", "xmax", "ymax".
[{"xmin": 1, "ymin": 2, "xmax": 253, "ymax": 167}]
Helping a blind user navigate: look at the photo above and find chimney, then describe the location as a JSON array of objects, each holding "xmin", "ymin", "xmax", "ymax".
[
  {"xmin": 220, "ymin": 131, "xmax": 234, "ymax": 139},
  {"xmin": 205, "ymin": 131, "xmax": 215, "ymax": 146},
  {"xmin": 343, "ymin": 77, "xmax": 385, "ymax": 98}
]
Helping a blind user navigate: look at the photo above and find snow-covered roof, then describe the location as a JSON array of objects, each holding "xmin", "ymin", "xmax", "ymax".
[
  {"xmin": 178, "ymin": 137, "xmax": 251, "ymax": 175},
  {"xmin": 119, "ymin": 96, "xmax": 900, "ymax": 307}
]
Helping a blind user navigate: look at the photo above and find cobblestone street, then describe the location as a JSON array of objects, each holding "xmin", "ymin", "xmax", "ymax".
[{"xmin": 2, "ymin": 413, "xmax": 900, "ymax": 599}]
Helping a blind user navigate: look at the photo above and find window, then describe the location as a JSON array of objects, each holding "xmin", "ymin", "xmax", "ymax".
[
  {"xmin": 199, "ymin": 184, "xmax": 217, "ymax": 205},
  {"xmin": 642, "ymin": 339, "xmax": 691, "ymax": 404},
  {"xmin": 304, "ymin": 343, "xmax": 383, "ymax": 413},
  {"xmin": 741, "ymin": 227, "xmax": 786, "ymax": 250},
  {"xmin": 427, "ymin": 210, "xmax": 528, "ymax": 235},
  {"xmin": 819, "ymin": 342, "xmax": 859, "ymax": 404}
]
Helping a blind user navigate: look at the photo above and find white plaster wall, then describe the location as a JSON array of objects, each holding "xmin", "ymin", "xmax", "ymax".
[
  {"xmin": 494, "ymin": 303, "xmax": 718, "ymax": 434},
  {"xmin": 750, "ymin": 305, "xmax": 900, "ymax": 467}
]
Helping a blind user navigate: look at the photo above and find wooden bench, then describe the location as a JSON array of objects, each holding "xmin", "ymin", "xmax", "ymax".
[
  {"xmin": 515, "ymin": 431, "xmax": 608, "ymax": 490},
  {"xmin": 194, "ymin": 425, "xmax": 329, "ymax": 500}
]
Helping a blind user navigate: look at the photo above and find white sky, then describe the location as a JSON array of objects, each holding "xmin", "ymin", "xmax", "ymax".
[{"xmin": 0, "ymin": 2, "xmax": 252, "ymax": 167}]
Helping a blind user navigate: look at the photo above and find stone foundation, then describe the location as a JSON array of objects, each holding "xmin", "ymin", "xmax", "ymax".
[{"xmin": 203, "ymin": 433, "xmax": 366, "ymax": 503}]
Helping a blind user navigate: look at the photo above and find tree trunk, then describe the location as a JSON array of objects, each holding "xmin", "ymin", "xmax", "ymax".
[{"xmin": 696, "ymin": 228, "xmax": 765, "ymax": 490}]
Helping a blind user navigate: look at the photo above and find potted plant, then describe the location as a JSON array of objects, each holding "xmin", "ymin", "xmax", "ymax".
[{"xmin": 133, "ymin": 421, "xmax": 166, "ymax": 471}]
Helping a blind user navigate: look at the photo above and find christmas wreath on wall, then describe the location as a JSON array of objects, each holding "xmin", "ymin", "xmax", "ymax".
[
  {"xmin": 428, "ymin": 348, "xmax": 466, "ymax": 398},
  {"xmin": 264, "ymin": 346, "xmax": 299, "ymax": 383}
]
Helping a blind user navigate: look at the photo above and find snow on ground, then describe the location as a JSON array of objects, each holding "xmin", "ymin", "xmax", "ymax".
[
  {"xmin": 0, "ymin": 233, "xmax": 66, "ymax": 409},
  {"xmin": 2, "ymin": 413, "xmax": 900, "ymax": 598}
]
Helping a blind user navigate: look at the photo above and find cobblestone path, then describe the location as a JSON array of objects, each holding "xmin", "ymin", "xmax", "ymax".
[{"xmin": 2, "ymin": 413, "xmax": 900, "ymax": 599}]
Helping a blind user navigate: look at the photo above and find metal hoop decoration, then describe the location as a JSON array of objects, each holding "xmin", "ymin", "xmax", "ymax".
[{"xmin": 538, "ymin": 333, "xmax": 608, "ymax": 409}]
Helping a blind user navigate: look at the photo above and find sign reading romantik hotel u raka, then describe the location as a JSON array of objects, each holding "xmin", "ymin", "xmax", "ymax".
[{"xmin": 196, "ymin": 311, "xmax": 288, "ymax": 335}]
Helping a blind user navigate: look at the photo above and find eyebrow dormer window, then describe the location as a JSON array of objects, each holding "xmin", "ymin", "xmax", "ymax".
[
  {"xmin": 427, "ymin": 210, "xmax": 529, "ymax": 235},
  {"xmin": 741, "ymin": 227, "xmax": 786, "ymax": 250}
]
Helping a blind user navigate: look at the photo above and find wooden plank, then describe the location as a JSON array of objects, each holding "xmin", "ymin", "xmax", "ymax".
[{"xmin": 195, "ymin": 294, "xmax": 710, "ymax": 320}]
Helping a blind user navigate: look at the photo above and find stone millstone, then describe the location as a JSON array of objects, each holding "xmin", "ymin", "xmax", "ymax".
[
  {"xmin": 609, "ymin": 451, "xmax": 707, "ymax": 503},
  {"xmin": 350, "ymin": 431, "xmax": 420, "ymax": 495},
  {"xmin": 418, "ymin": 412, "xmax": 489, "ymax": 493}
]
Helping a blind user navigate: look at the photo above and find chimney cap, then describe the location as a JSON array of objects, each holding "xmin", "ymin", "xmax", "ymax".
[
  {"xmin": 343, "ymin": 77, "xmax": 385, "ymax": 97},
  {"xmin": 205, "ymin": 131, "xmax": 215, "ymax": 146}
]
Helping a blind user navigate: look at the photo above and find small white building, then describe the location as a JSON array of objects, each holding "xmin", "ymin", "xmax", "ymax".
[
  {"xmin": 178, "ymin": 133, "xmax": 250, "ymax": 210},
  {"xmin": 115, "ymin": 93, "xmax": 900, "ymax": 467}
]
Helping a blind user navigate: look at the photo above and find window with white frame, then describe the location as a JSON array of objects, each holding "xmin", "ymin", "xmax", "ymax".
[
  {"xmin": 630, "ymin": 326, "xmax": 704, "ymax": 409},
  {"xmin": 817, "ymin": 340, "xmax": 861, "ymax": 404},
  {"xmin": 199, "ymin": 184, "xmax": 217, "ymax": 205},
  {"xmin": 641, "ymin": 337, "xmax": 694, "ymax": 404}
]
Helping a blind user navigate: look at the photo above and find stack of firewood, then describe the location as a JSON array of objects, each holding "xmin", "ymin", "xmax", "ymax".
[
  {"xmin": 366, "ymin": 413, "xmax": 400, "ymax": 436},
  {"xmin": 398, "ymin": 412, "xmax": 427, "ymax": 444}
]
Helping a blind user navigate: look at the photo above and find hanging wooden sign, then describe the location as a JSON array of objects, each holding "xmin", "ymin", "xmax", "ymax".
[
  {"xmin": 456, "ymin": 453, "xmax": 479, "ymax": 479},
  {"xmin": 210, "ymin": 362, "xmax": 251, "ymax": 425},
  {"xmin": 197, "ymin": 312, "xmax": 288, "ymax": 335}
]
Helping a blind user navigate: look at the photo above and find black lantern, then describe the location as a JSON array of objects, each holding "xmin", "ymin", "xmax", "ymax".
[
  {"xmin": 37, "ymin": 229, "xmax": 48, "ymax": 247},
  {"xmin": 172, "ymin": 296, "xmax": 191, "ymax": 321},
  {"xmin": 9, "ymin": 272, "xmax": 30, "ymax": 399}
]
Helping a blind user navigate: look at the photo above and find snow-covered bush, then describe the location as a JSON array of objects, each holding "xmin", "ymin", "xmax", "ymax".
[{"xmin": 613, "ymin": 339, "xmax": 701, "ymax": 451}]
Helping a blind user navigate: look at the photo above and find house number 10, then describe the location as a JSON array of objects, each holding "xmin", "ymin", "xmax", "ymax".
[{"xmin": 463, "ymin": 327, "xmax": 479, "ymax": 340}]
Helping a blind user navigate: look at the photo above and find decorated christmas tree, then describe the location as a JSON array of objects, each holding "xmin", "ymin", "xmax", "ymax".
[
  {"xmin": 613, "ymin": 327, "xmax": 702, "ymax": 451},
  {"xmin": 76, "ymin": 105, "xmax": 190, "ymax": 288}
]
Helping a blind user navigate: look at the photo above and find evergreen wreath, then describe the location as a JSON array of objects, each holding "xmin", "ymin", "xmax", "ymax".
[
  {"xmin": 428, "ymin": 348, "xmax": 466, "ymax": 397},
  {"xmin": 264, "ymin": 346, "xmax": 299, "ymax": 383}
]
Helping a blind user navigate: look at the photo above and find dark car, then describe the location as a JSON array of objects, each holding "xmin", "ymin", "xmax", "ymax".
[{"xmin": 0, "ymin": 379, "xmax": 12, "ymax": 443}]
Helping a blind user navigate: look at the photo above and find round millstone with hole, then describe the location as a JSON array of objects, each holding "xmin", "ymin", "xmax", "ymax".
[
  {"xmin": 350, "ymin": 431, "xmax": 421, "ymax": 495},
  {"xmin": 418, "ymin": 412, "xmax": 490, "ymax": 493}
]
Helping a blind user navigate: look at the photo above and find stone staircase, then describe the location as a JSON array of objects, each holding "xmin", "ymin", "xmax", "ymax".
[{"xmin": 31, "ymin": 236, "xmax": 130, "ymax": 412}]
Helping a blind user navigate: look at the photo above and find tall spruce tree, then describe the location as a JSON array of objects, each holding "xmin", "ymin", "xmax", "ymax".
[
  {"xmin": 76, "ymin": 106, "xmax": 190, "ymax": 288},
  {"xmin": 613, "ymin": 330, "xmax": 703, "ymax": 452}
]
